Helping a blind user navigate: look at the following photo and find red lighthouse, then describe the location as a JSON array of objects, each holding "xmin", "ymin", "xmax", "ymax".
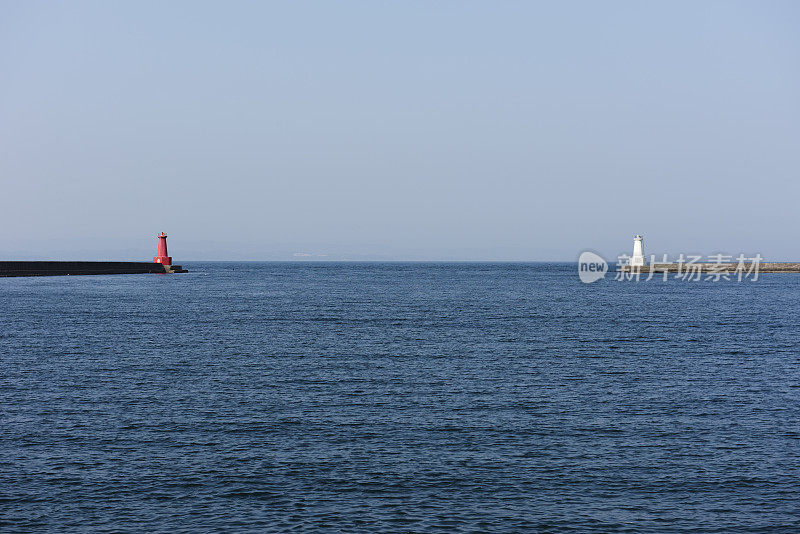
[{"xmin": 153, "ymin": 232, "xmax": 172, "ymax": 266}]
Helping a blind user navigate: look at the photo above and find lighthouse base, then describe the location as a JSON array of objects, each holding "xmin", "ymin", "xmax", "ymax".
[{"xmin": 164, "ymin": 264, "xmax": 188, "ymax": 273}]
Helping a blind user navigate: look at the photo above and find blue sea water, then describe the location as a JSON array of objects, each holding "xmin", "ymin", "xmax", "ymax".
[{"xmin": 1, "ymin": 262, "xmax": 799, "ymax": 533}]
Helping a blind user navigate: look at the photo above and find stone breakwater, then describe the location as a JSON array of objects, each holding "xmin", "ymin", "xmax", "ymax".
[
  {"xmin": 0, "ymin": 261, "xmax": 187, "ymax": 277},
  {"xmin": 618, "ymin": 262, "xmax": 800, "ymax": 273}
]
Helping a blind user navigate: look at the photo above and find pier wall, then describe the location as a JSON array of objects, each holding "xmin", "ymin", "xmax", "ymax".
[
  {"xmin": 0, "ymin": 261, "xmax": 186, "ymax": 277},
  {"xmin": 618, "ymin": 262, "xmax": 800, "ymax": 273}
]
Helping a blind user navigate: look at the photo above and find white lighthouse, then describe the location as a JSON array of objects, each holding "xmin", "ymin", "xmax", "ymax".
[{"xmin": 630, "ymin": 235, "xmax": 646, "ymax": 267}]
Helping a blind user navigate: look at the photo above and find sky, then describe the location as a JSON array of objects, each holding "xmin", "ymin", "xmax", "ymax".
[{"xmin": 1, "ymin": 1, "xmax": 798, "ymax": 261}]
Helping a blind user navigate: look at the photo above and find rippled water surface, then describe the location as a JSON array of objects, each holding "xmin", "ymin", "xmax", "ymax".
[{"xmin": 2, "ymin": 263, "xmax": 799, "ymax": 532}]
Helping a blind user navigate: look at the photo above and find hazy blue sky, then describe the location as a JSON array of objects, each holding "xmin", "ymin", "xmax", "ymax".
[{"xmin": 1, "ymin": 1, "xmax": 798, "ymax": 260}]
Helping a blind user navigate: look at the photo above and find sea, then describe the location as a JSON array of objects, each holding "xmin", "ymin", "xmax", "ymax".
[{"xmin": 1, "ymin": 262, "xmax": 799, "ymax": 532}]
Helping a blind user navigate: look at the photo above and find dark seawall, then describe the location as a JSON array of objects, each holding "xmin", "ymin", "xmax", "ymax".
[
  {"xmin": 0, "ymin": 261, "xmax": 187, "ymax": 277},
  {"xmin": 618, "ymin": 262, "xmax": 800, "ymax": 273}
]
